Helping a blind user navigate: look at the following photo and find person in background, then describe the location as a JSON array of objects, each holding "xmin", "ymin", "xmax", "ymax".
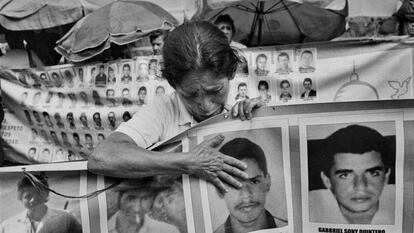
[
  {"xmin": 149, "ymin": 30, "xmax": 169, "ymax": 55},
  {"xmin": 88, "ymin": 21, "xmax": 263, "ymax": 194},
  {"xmin": 214, "ymin": 14, "xmax": 247, "ymax": 49}
]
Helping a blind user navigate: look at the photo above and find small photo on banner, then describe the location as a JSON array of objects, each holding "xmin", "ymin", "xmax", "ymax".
[
  {"xmin": 299, "ymin": 113, "xmax": 404, "ymax": 233},
  {"xmin": 0, "ymin": 171, "xmax": 85, "ymax": 233},
  {"xmin": 276, "ymin": 78, "xmax": 295, "ymax": 103},
  {"xmin": 256, "ymin": 79, "xmax": 274, "ymax": 105},
  {"xmin": 136, "ymin": 84, "xmax": 148, "ymax": 106},
  {"xmin": 298, "ymin": 75, "xmax": 318, "ymax": 101},
  {"xmin": 197, "ymin": 118, "xmax": 293, "ymax": 233},
  {"xmin": 119, "ymin": 61, "xmax": 134, "ymax": 84},
  {"xmin": 296, "ymin": 48, "xmax": 317, "ymax": 74},
  {"xmin": 60, "ymin": 67, "xmax": 76, "ymax": 89},
  {"xmin": 107, "ymin": 62, "xmax": 118, "ymax": 86},
  {"xmin": 93, "ymin": 64, "xmax": 108, "ymax": 88},
  {"xmin": 235, "ymin": 50, "xmax": 250, "ymax": 77},
  {"xmin": 274, "ymin": 50, "xmax": 294, "ymax": 75},
  {"xmin": 47, "ymin": 69, "xmax": 64, "ymax": 88},
  {"xmin": 100, "ymin": 175, "xmax": 190, "ymax": 233},
  {"xmin": 136, "ymin": 57, "xmax": 151, "ymax": 82},
  {"xmin": 251, "ymin": 51, "xmax": 272, "ymax": 77},
  {"xmin": 74, "ymin": 66, "xmax": 85, "ymax": 88}
]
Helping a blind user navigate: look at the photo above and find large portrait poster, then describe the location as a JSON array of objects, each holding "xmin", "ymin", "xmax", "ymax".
[
  {"xmin": 299, "ymin": 112, "xmax": 404, "ymax": 233},
  {"xmin": 197, "ymin": 118, "xmax": 294, "ymax": 233}
]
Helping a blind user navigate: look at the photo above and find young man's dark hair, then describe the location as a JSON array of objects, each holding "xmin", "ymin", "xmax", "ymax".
[
  {"xmin": 219, "ymin": 138, "xmax": 268, "ymax": 176},
  {"xmin": 321, "ymin": 124, "xmax": 391, "ymax": 176},
  {"xmin": 280, "ymin": 80, "xmax": 290, "ymax": 88},
  {"xmin": 17, "ymin": 174, "xmax": 49, "ymax": 200},
  {"xmin": 149, "ymin": 30, "xmax": 169, "ymax": 44},
  {"xmin": 237, "ymin": 82, "xmax": 247, "ymax": 89},
  {"xmin": 303, "ymin": 77, "xmax": 312, "ymax": 85},
  {"xmin": 162, "ymin": 21, "xmax": 239, "ymax": 88},
  {"xmin": 138, "ymin": 86, "xmax": 147, "ymax": 93},
  {"xmin": 258, "ymin": 80, "xmax": 269, "ymax": 90},
  {"xmin": 256, "ymin": 53, "xmax": 267, "ymax": 63},
  {"xmin": 278, "ymin": 52, "xmax": 289, "ymax": 60}
]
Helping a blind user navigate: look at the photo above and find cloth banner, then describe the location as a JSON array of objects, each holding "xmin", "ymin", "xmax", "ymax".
[
  {"xmin": 1, "ymin": 100, "xmax": 414, "ymax": 233},
  {"xmin": 1, "ymin": 38, "xmax": 414, "ymax": 164}
]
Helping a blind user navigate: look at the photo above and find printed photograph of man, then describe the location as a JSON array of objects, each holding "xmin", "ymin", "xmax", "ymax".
[
  {"xmin": 24, "ymin": 110, "xmax": 34, "ymax": 126},
  {"xmin": 121, "ymin": 63, "xmax": 132, "ymax": 84},
  {"xmin": 92, "ymin": 90, "xmax": 103, "ymax": 107},
  {"xmin": 95, "ymin": 65, "xmax": 107, "ymax": 87},
  {"xmin": 63, "ymin": 69, "xmax": 75, "ymax": 88},
  {"xmin": 54, "ymin": 113, "xmax": 65, "ymax": 129},
  {"xmin": 50, "ymin": 131, "xmax": 61, "ymax": 146},
  {"xmin": 279, "ymin": 80, "xmax": 292, "ymax": 102},
  {"xmin": 106, "ymin": 89, "xmax": 117, "ymax": 107},
  {"xmin": 67, "ymin": 112, "xmax": 76, "ymax": 129},
  {"xmin": 235, "ymin": 82, "xmax": 249, "ymax": 101},
  {"xmin": 50, "ymin": 71, "xmax": 63, "ymax": 88},
  {"xmin": 93, "ymin": 112, "xmax": 104, "ymax": 130},
  {"xmin": 155, "ymin": 85, "xmax": 166, "ymax": 97},
  {"xmin": 77, "ymin": 91, "xmax": 87, "ymax": 107},
  {"xmin": 258, "ymin": 80, "xmax": 271, "ymax": 104},
  {"xmin": 108, "ymin": 112, "xmax": 117, "ymax": 130},
  {"xmin": 97, "ymin": 133, "xmax": 105, "ymax": 143},
  {"xmin": 45, "ymin": 92, "xmax": 54, "ymax": 105},
  {"xmin": 148, "ymin": 59, "xmax": 157, "ymax": 76},
  {"xmin": 32, "ymin": 91, "xmax": 41, "ymax": 106},
  {"xmin": 276, "ymin": 52, "xmax": 293, "ymax": 75},
  {"xmin": 0, "ymin": 173, "xmax": 83, "ymax": 233},
  {"xmin": 136, "ymin": 62, "xmax": 150, "ymax": 82},
  {"xmin": 39, "ymin": 72, "xmax": 52, "ymax": 88},
  {"xmin": 85, "ymin": 134, "xmax": 94, "ymax": 151},
  {"xmin": 137, "ymin": 86, "xmax": 147, "ymax": 106},
  {"xmin": 307, "ymin": 124, "xmax": 396, "ymax": 225},
  {"xmin": 40, "ymin": 129, "xmax": 51, "ymax": 144},
  {"xmin": 27, "ymin": 147, "xmax": 37, "ymax": 160},
  {"xmin": 56, "ymin": 92, "xmax": 65, "ymax": 108},
  {"xmin": 42, "ymin": 112, "xmax": 53, "ymax": 127},
  {"xmin": 155, "ymin": 60, "xmax": 164, "ymax": 80},
  {"xmin": 19, "ymin": 92, "xmax": 28, "ymax": 106},
  {"xmin": 89, "ymin": 67, "xmax": 96, "ymax": 86},
  {"xmin": 32, "ymin": 110, "xmax": 43, "ymax": 126},
  {"xmin": 254, "ymin": 54, "xmax": 269, "ymax": 76},
  {"xmin": 298, "ymin": 50, "xmax": 316, "ymax": 73},
  {"xmin": 30, "ymin": 128, "xmax": 39, "ymax": 143},
  {"xmin": 300, "ymin": 78, "xmax": 317, "ymax": 100},
  {"xmin": 68, "ymin": 93, "xmax": 77, "ymax": 108},
  {"xmin": 61, "ymin": 132, "xmax": 72, "ymax": 148},
  {"xmin": 204, "ymin": 127, "xmax": 289, "ymax": 233},
  {"xmin": 40, "ymin": 148, "xmax": 52, "ymax": 163},
  {"xmin": 79, "ymin": 113, "xmax": 89, "ymax": 130},
  {"xmin": 107, "ymin": 66, "xmax": 117, "ymax": 84},
  {"xmin": 54, "ymin": 149, "xmax": 66, "ymax": 162},
  {"xmin": 73, "ymin": 133, "xmax": 83, "ymax": 149},
  {"xmin": 121, "ymin": 88, "xmax": 133, "ymax": 106},
  {"xmin": 77, "ymin": 67, "xmax": 84, "ymax": 87},
  {"xmin": 105, "ymin": 177, "xmax": 180, "ymax": 233}
]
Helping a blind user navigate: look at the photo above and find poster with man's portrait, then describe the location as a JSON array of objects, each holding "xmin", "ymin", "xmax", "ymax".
[
  {"xmin": 296, "ymin": 48, "xmax": 317, "ymax": 73},
  {"xmin": 0, "ymin": 171, "xmax": 86, "ymax": 233},
  {"xmin": 198, "ymin": 118, "xmax": 293, "ymax": 233},
  {"xmin": 251, "ymin": 52, "xmax": 272, "ymax": 77},
  {"xmin": 275, "ymin": 50, "xmax": 294, "ymax": 75},
  {"xmin": 299, "ymin": 112, "xmax": 404, "ymax": 233}
]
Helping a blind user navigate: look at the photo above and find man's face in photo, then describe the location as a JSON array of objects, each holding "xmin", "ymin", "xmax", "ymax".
[
  {"xmin": 122, "ymin": 89, "xmax": 130, "ymax": 98},
  {"xmin": 123, "ymin": 66, "xmax": 131, "ymax": 76},
  {"xmin": 42, "ymin": 150, "xmax": 50, "ymax": 157},
  {"xmin": 33, "ymin": 111, "xmax": 41, "ymax": 123},
  {"xmin": 281, "ymin": 82, "xmax": 290, "ymax": 94},
  {"xmin": 238, "ymin": 85, "xmax": 247, "ymax": 97},
  {"xmin": 223, "ymin": 158, "xmax": 270, "ymax": 223},
  {"xmin": 94, "ymin": 113, "xmax": 102, "ymax": 126},
  {"xmin": 28, "ymin": 148, "xmax": 36, "ymax": 157},
  {"xmin": 156, "ymin": 87, "xmax": 165, "ymax": 96},
  {"xmin": 303, "ymin": 80, "xmax": 312, "ymax": 91},
  {"xmin": 20, "ymin": 187, "xmax": 47, "ymax": 211},
  {"xmin": 107, "ymin": 90, "xmax": 115, "ymax": 98},
  {"xmin": 86, "ymin": 135, "xmax": 93, "ymax": 144},
  {"xmin": 99, "ymin": 67, "xmax": 104, "ymax": 74},
  {"xmin": 217, "ymin": 22, "xmax": 233, "ymax": 43},
  {"xmin": 74, "ymin": 134, "xmax": 80, "ymax": 143},
  {"xmin": 138, "ymin": 89, "xmax": 147, "ymax": 101},
  {"xmin": 278, "ymin": 55, "xmax": 289, "ymax": 69},
  {"xmin": 258, "ymin": 84, "xmax": 268, "ymax": 96},
  {"xmin": 67, "ymin": 114, "xmax": 74, "ymax": 124},
  {"xmin": 119, "ymin": 189, "xmax": 155, "ymax": 225},
  {"xmin": 256, "ymin": 56, "xmax": 267, "ymax": 71},
  {"xmin": 321, "ymin": 151, "xmax": 390, "ymax": 215},
  {"xmin": 301, "ymin": 52, "xmax": 313, "ymax": 68}
]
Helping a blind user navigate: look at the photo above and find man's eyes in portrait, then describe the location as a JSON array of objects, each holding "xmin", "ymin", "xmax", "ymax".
[
  {"xmin": 334, "ymin": 170, "xmax": 353, "ymax": 180},
  {"xmin": 366, "ymin": 166, "xmax": 386, "ymax": 177},
  {"xmin": 249, "ymin": 176, "xmax": 263, "ymax": 185}
]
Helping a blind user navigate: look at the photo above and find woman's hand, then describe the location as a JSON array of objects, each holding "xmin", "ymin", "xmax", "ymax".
[
  {"xmin": 231, "ymin": 97, "xmax": 264, "ymax": 121},
  {"xmin": 185, "ymin": 134, "xmax": 248, "ymax": 193}
]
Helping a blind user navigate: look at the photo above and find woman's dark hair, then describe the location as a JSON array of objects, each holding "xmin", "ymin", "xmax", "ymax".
[{"xmin": 162, "ymin": 21, "xmax": 239, "ymax": 88}]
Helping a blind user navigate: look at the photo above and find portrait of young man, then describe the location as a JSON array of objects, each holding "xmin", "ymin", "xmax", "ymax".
[
  {"xmin": 204, "ymin": 128, "xmax": 289, "ymax": 233},
  {"xmin": 276, "ymin": 51, "xmax": 293, "ymax": 75},
  {"xmin": 0, "ymin": 173, "xmax": 82, "ymax": 233},
  {"xmin": 105, "ymin": 177, "xmax": 181, "ymax": 233},
  {"xmin": 298, "ymin": 50, "xmax": 316, "ymax": 73},
  {"xmin": 254, "ymin": 54, "xmax": 269, "ymax": 77},
  {"xmin": 307, "ymin": 123, "xmax": 396, "ymax": 225}
]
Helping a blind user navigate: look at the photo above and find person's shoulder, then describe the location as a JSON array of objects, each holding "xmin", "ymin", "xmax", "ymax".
[{"xmin": 213, "ymin": 221, "xmax": 226, "ymax": 233}]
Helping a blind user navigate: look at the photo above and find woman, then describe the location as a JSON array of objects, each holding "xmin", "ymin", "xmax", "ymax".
[{"xmin": 88, "ymin": 21, "xmax": 262, "ymax": 193}]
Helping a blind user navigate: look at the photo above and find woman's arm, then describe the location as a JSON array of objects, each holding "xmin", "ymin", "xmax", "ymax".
[{"xmin": 88, "ymin": 132, "xmax": 248, "ymax": 193}]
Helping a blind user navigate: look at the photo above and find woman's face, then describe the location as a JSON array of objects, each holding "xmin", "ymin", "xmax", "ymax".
[{"xmin": 176, "ymin": 72, "xmax": 229, "ymax": 123}]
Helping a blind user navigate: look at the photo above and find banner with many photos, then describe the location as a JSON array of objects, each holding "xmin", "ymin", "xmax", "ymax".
[
  {"xmin": 1, "ymin": 38, "xmax": 414, "ymax": 164},
  {"xmin": 1, "ymin": 100, "xmax": 414, "ymax": 233}
]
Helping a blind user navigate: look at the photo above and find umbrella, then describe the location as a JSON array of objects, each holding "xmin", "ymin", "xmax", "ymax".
[
  {"xmin": 55, "ymin": 0, "xmax": 178, "ymax": 62},
  {"xmin": 0, "ymin": 0, "xmax": 114, "ymax": 31},
  {"xmin": 193, "ymin": 0, "xmax": 348, "ymax": 46}
]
